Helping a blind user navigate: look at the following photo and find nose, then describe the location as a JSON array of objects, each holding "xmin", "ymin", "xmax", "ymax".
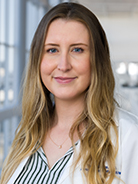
[{"xmin": 57, "ymin": 52, "xmax": 72, "ymax": 72}]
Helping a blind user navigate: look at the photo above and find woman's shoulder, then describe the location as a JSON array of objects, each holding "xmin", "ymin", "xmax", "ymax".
[
  {"xmin": 114, "ymin": 108, "xmax": 138, "ymax": 183},
  {"xmin": 115, "ymin": 107, "xmax": 138, "ymax": 140},
  {"xmin": 115, "ymin": 107, "xmax": 138, "ymax": 126}
]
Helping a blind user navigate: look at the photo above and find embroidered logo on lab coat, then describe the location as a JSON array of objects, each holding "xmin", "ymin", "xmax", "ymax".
[
  {"xmin": 105, "ymin": 166, "xmax": 121, "ymax": 175},
  {"xmin": 80, "ymin": 166, "xmax": 121, "ymax": 175}
]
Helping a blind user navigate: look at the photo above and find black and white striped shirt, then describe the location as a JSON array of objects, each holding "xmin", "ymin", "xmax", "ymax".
[{"xmin": 13, "ymin": 144, "xmax": 76, "ymax": 184}]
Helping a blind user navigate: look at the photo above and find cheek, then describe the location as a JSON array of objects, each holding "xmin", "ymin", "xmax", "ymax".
[
  {"xmin": 78, "ymin": 58, "xmax": 91, "ymax": 76},
  {"xmin": 40, "ymin": 59, "xmax": 53, "ymax": 76},
  {"xmin": 40, "ymin": 61, "xmax": 52, "ymax": 89},
  {"xmin": 80, "ymin": 60, "xmax": 91, "ymax": 85}
]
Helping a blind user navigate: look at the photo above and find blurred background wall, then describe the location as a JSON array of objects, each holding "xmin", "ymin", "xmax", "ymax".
[{"xmin": 0, "ymin": 0, "xmax": 138, "ymax": 174}]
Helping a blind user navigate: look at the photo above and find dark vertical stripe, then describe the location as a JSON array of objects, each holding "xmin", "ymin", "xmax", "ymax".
[
  {"xmin": 54, "ymin": 153, "xmax": 73, "ymax": 183},
  {"xmin": 27, "ymin": 153, "xmax": 39, "ymax": 182},
  {"xmin": 14, "ymin": 155, "xmax": 33, "ymax": 184},
  {"xmin": 31, "ymin": 156, "xmax": 42, "ymax": 183},
  {"xmin": 20, "ymin": 153, "xmax": 36, "ymax": 183},
  {"xmin": 14, "ymin": 145, "xmax": 75, "ymax": 184}
]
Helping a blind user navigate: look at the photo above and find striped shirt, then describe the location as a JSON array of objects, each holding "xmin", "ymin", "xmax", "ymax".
[{"xmin": 13, "ymin": 144, "xmax": 77, "ymax": 184}]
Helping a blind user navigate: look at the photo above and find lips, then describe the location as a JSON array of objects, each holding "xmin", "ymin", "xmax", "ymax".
[{"xmin": 54, "ymin": 77, "xmax": 77, "ymax": 84}]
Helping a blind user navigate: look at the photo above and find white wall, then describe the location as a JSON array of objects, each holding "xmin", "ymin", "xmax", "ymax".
[
  {"xmin": 98, "ymin": 13, "xmax": 138, "ymax": 115},
  {"xmin": 99, "ymin": 14, "xmax": 138, "ymax": 62}
]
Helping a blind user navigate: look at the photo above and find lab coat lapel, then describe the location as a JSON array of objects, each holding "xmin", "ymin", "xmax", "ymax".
[{"xmin": 7, "ymin": 156, "xmax": 29, "ymax": 184}]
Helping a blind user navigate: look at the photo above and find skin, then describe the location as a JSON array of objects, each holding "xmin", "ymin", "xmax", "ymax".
[
  {"xmin": 41, "ymin": 19, "xmax": 91, "ymax": 102},
  {"xmin": 40, "ymin": 18, "xmax": 91, "ymax": 169}
]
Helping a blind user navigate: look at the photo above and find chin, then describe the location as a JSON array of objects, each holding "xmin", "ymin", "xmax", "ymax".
[{"xmin": 54, "ymin": 92, "xmax": 86, "ymax": 101}]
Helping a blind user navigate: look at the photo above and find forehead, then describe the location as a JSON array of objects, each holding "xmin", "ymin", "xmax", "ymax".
[{"xmin": 45, "ymin": 18, "xmax": 90, "ymax": 43}]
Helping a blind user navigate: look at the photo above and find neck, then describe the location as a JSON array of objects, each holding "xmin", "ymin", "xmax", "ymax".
[{"xmin": 53, "ymin": 96, "xmax": 85, "ymax": 130}]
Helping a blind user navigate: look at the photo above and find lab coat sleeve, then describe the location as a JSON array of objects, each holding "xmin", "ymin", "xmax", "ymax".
[{"xmin": 121, "ymin": 115, "xmax": 138, "ymax": 184}]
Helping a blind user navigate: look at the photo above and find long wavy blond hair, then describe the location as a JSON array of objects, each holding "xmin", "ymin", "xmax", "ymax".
[{"xmin": 0, "ymin": 2, "xmax": 118, "ymax": 184}]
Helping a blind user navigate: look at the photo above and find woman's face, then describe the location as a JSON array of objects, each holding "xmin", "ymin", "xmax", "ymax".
[{"xmin": 40, "ymin": 18, "xmax": 91, "ymax": 101}]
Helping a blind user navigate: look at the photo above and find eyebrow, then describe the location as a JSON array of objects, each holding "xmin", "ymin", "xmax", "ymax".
[
  {"xmin": 44, "ymin": 43, "xmax": 89, "ymax": 47},
  {"xmin": 44, "ymin": 43, "xmax": 59, "ymax": 47}
]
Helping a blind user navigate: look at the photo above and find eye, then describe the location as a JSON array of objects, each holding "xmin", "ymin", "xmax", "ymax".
[
  {"xmin": 47, "ymin": 48, "xmax": 58, "ymax": 53},
  {"xmin": 73, "ymin": 48, "xmax": 84, "ymax": 53}
]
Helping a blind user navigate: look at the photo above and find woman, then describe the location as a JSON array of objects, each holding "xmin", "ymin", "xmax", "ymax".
[{"xmin": 1, "ymin": 2, "xmax": 138, "ymax": 184}]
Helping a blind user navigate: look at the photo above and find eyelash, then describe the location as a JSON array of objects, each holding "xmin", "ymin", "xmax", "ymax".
[
  {"xmin": 47, "ymin": 48, "xmax": 58, "ymax": 53},
  {"xmin": 46, "ymin": 47, "xmax": 84, "ymax": 54},
  {"xmin": 72, "ymin": 48, "xmax": 84, "ymax": 53}
]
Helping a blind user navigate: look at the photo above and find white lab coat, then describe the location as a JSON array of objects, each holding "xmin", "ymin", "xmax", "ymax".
[{"xmin": 7, "ymin": 108, "xmax": 138, "ymax": 184}]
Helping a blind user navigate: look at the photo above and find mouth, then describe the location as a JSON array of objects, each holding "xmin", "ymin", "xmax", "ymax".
[{"xmin": 54, "ymin": 77, "xmax": 77, "ymax": 84}]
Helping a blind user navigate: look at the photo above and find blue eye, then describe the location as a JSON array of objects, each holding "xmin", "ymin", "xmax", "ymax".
[
  {"xmin": 73, "ymin": 48, "xmax": 83, "ymax": 53},
  {"xmin": 47, "ymin": 48, "xmax": 57, "ymax": 53}
]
